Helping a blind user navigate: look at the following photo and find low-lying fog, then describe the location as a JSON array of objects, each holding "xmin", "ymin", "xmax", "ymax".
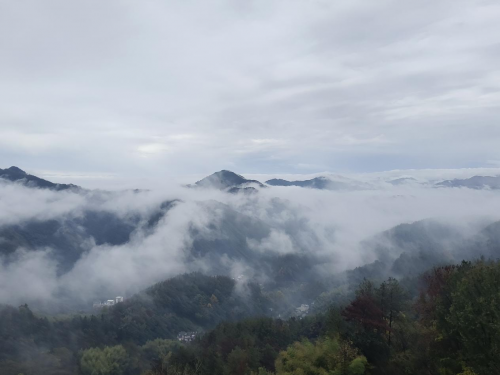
[{"xmin": 1, "ymin": 171, "xmax": 500, "ymax": 311}]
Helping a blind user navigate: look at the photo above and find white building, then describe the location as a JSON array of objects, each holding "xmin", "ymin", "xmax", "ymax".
[
  {"xmin": 177, "ymin": 331, "xmax": 197, "ymax": 342},
  {"xmin": 295, "ymin": 304, "xmax": 310, "ymax": 318},
  {"xmin": 93, "ymin": 296, "xmax": 125, "ymax": 309}
]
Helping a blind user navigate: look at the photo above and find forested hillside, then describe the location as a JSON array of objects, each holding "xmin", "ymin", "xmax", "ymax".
[
  {"xmin": 1, "ymin": 260, "xmax": 499, "ymax": 375},
  {"xmin": 141, "ymin": 260, "xmax": 500, "ymax": 375},
  {"xmin": 0, "ymin": 273, "xmax": 271, "ymax": 375}
]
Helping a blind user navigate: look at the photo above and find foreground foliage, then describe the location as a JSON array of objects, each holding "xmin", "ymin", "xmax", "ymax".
[
  {"xmin": 1, "ymin": 260, "xmax": 499, "ymax": 375},
  {"xmin": 272, "ymin": 338, "xmax": 367, "ymax": 375}
]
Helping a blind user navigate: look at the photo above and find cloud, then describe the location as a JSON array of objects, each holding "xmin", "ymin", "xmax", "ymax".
[
  {"xmin": 248, "ymin": 229, "xmax": 296, "ymax": 255},
  {"xmin": 0, "ymin": 248, "xmax": 59, "ymax": 304},
  {"xmin": 1, "ymin": 0, "xmax": 500, "ymax": 178},
  {"xmin": 1, "ymin": 0, "xmax": 500, "ymax": 309},
  {"xmin": 2, "ymin": 174, "xmax": 500, "ymax": 308},
  {"xmin": 136, "ymin": 143, "xmax": 170, "ymax": 156},
  {"xmin": 0, "ymin": 182, "xmax": 86, "ymax": 226}
]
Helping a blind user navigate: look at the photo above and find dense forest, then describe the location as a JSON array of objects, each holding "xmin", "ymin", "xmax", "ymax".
[{"xmin": 1, "ymin": 259, "xmax": 499, "ymax": 375}]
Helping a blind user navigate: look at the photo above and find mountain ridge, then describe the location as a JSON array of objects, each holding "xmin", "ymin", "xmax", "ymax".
[
  {"xmin": 0, "ymin": 166, "xmax": 82, "ymax": 191},
  {"xmin": 193, "ymin": 170, "xmax": 265, "ymax": 193},
  {"xmin": 436, "ymin": 175, "xmax": 500, "ymax": 189},
  {"xmin": 266, "ymin": 176, "xmax": 354, "ymax": 190}
]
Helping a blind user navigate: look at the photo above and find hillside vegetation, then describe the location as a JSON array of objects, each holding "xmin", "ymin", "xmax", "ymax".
[{"xmin": 1, "ymin": 260, "xmax": 500, "ymax": 375}]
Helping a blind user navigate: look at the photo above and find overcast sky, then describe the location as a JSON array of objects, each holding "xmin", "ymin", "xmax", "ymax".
[{"xmin": 1, "ymin": 0, "xmax": 500, "ymax": 187}]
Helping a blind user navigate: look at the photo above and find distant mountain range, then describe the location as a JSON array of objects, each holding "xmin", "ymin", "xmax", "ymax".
[
  {"xmin": 0, "ymin": 166, "xmax": 81, "ymax": 191},
  {"xmin": 3, "ymin": 166, "xmax": 500, "ymax": 193},
  {"xmin": 193, "ymin": 171, "xmax": 364, "ymax": 192},
  {"xmin": 266, "ymin": 176, "xmax": 355, "ymax": 190},
  {"xmin": 387, "ymin": 177, "xmax": 418, "ymax": 185},
  {"xmin": 0, "ymin": 167, "xmax": 322, "ymax": 304},
  {"xmin": 191, "ymin": 171, "xmax": 366, "ymax": 192},
  {"xmin": 436, "ymin": 175, "xmax": 500, "ymax": 189},
  {"xmin": 267, "ymin": 174, "xmax": 500, "ymax": 191},
  {"xmin": 2, "ymin": 165, "xmax": 500, "ymax": 314},
  {"xmin": 192, "ymin": 170, "xmax": 265, "ymax": 193}
]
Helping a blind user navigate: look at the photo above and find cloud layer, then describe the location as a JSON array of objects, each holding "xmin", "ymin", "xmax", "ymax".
[
  {"xmin": 2, "ymin": 179, "xmax": 500, "ymax": 309},
  {"xmin": 1, "ymin": 0, "xmax": 500, "ymax": 182}
]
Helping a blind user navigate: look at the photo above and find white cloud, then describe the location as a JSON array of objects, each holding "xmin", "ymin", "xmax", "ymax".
[
  {"xmin": 248, "ymin": 229, "xmax": 296, "ymax": 255},
  {"xmin": 2, "ymin": 173, "xmax": 500, "ymax": 306},
  {"xmin": 137, "ymin": 143, "xmax": 170, "ymax": 156},
  {"xmin": 0, "ymin": 0, "xmax": 499, "ymax": 177}
]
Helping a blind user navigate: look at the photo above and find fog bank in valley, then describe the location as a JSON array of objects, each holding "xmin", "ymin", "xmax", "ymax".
[{"xmin": 1, "ymin": 176, "xmax": 500, "ymax": 310}]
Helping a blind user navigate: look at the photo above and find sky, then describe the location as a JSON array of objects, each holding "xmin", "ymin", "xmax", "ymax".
[{"xmin": 1, "ymin": 0, "xmax": 500, "ymax": 188}]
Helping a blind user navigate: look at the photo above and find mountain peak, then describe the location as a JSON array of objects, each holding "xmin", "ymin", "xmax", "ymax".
[
  {"xmin": 3, "ymin": 166, "xmax": 27, "ymax": 177},
  {"xmin": 214, "ymin": 170, "xmax": 245, "ymax": 179},
  {"xmin": 6, "ymin": 166, "xmax": 26, "ymax": 172},
  {"xmin": 194, "ymin": 170, "xmax": 264, "ymax": 191},
  {"xmin": 0, "ymin": 166, "xmax": 81, "ymax": 192}
]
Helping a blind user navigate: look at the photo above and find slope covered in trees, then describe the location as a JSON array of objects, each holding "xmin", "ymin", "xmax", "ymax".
[
  {"xmin": 1, "ymin": 260, "xmax": 499, "ymax": 374},
  {"xmin": 141, "ymin": 260, "xmax": 500, "ymax": 375},
  {"xmin": 0, "ymin": 273, "xmax": 271, "ymax": 375}
]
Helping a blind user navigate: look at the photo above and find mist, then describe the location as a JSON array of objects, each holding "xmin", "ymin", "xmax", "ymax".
[{"xmin": 1, "ymin": 174, "xmax": 500, "ymax": 311}]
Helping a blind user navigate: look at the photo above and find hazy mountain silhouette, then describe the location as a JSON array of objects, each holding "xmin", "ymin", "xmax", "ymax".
[
  {"xmin": 436, "ymin": 175, "xmax": 500, "ymax": 189},
  {"xmin": 0, "ymin": 166, "xmax": 81, "ymax": 191},
  {"xmin": 193, "ymin": 170, "xmax": 265, "ymax": 192},
  {"xmin": 266, "ymin": 176, "xmax": 352, "ymax": 190}
]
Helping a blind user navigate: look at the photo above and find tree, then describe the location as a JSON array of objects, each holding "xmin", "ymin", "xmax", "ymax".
[
  {"xmin": 226, "ymin": 346, "xmax": 250, "ymax": 375},
  {"xmin": 439, "ymin": 261, "xmax": 500, "ymax": 375},
  {"xmin": 274, "ymin": 337, "xmax": 367, "ymax": 375},
  {"xmin": 141, "ymin": 339, "xmax": 180, "ymax": 372},
  {"xmin": 210, "ymin": 294, "xmax": 219, "ymax": 305},
  {"xmin": 376, "ymin": 278, "xmax": 407, "ymax": 347},
  {"xmin": 415, "ymin": 261, "xmax": 500, "ymax": 375},
  {"xmin": 342, "ymin": 295, "xmax": 387, "ymax": 332},
  {"xmin": 80, "ymin": 345, "xmax": 129, "ymax": 375}
]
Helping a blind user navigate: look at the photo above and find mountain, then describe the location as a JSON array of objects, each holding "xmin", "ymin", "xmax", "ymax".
[
  {"xmin": 0, "ymin": 199, "xmax": 179, "ymax": 276},
  {"xmin": 0, "ymin": 272, "xmax": 272, "ymax": 375},
  {"xmin": 99, "ymin": 273, "xmax": 271, "ymax": 344},
  {"xmin": 186, "ymin": 200, "xmax": 323, "ymax": 285},
  {"xmin": 265, "ymin": 178, "xmax": 294, "ymax": 186},
  {"xmin": 348, "ymin": 218, "xmax": 500, "ymax": 285},
  {"xmin": 348, "ymin": 219, "xmax": 463, "ymax": 282},
  {"xmin": 0, "ymin": 212, "xmax": 139, "ymax": 275},
  {"xmin": 454, "ymin": 220, "xmax": 500, "ymax": 261},
  {"xmin": 266, "ymin": 176, "xmax": 352, "ymax": 190},
  {"xmin": 388, "ymin": 177, "xmax": 418, "ymax": 185},
  {"xmin": 194, "ymin": 170, "xmax": 265, "ymax": 192},
  {"xmin": 0, "ymin": 166, "xmax": 81, "ymax": 191},
  {"xmin": 436, "ymin": 175, "xmax": 500, "ymax": 189},
  {"xmin": 0, "ymin": 193, "xmax": 322, "ymax": 305}
]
